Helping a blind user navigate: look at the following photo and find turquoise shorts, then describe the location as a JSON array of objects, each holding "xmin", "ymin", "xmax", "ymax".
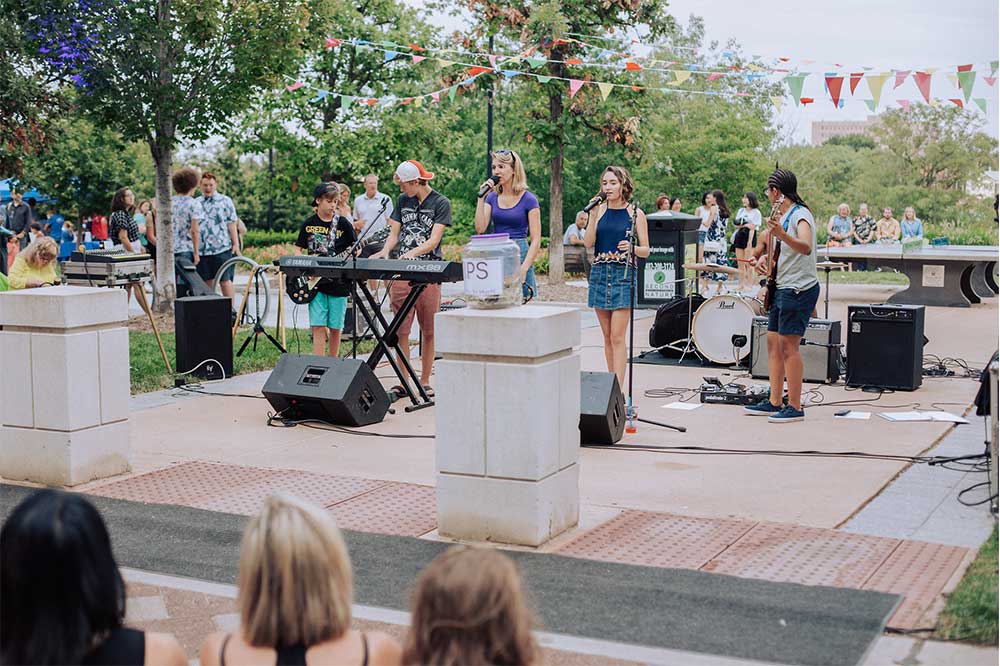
[{"xmin": 308, "ymin": 293, "xmax": 348, "ymax": 330}]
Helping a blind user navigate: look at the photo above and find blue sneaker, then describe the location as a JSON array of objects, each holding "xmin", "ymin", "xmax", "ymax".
[
  {"xmin": 744, "ymin": 398, "xmax": 782, "ymax": 416},
  {"xmin": 768, "ymin": 405, "xmax": 805, "ymax": 423}
]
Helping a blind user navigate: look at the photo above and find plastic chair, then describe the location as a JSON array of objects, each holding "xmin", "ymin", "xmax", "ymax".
[{"xmin": 930, "ymin": 237, "xmax": 949, "ymax": 246}]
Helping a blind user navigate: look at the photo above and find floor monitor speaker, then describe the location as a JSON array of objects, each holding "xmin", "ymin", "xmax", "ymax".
[
  {"xmin": 263, "ymin": 354, "xmax": 390, "ymax": 427},
  {"xmin": 580, "ymin": 371, "xmax": 626, "ymax": 445},
  {"xmin": 175, "ymin": 295, "xmax": 233, "ymax": 380}
]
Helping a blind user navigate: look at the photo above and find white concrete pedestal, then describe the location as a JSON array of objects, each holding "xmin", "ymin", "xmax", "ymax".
[
  {"xmin": 435, "ymin": 305, "xmax": 581, "ymax": 547},
  {"xmin": 0, "ymin": 286, "xmax": 132, "ymax": 486}
]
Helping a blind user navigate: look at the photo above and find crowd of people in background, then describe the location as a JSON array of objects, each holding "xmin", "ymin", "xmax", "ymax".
[
  {"xmin": 825, "ymin": 203, "xmax": 923, "ymax": 247},
  {"xmin": 1, "ymin": 489, "xmax": 537, "ymax": 666}
]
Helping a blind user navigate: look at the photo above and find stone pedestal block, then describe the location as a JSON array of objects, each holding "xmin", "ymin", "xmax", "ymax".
[
  {"xmin": 0, "ymin": 286, "xmax": 131, "ymax": 486},
  {"xmin": 435, "ymin": 305, "xmax": 581, "ymax": 547}
]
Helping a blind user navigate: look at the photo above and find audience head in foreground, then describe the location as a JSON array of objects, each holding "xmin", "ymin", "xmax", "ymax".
[{"xmin": 404, "ymin": 545, "xmax": 537, "ymax": 666}]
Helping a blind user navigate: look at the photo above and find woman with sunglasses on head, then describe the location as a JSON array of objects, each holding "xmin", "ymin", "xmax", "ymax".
[
  {"xmin": 584, "ymin": 166, "xmax": 650, "ymax": 389},
  {"xmin": 474, "ymin": 149, "xmax": 542, "ymax": 300}
]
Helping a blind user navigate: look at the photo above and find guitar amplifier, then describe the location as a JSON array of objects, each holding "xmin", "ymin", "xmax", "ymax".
[
  {"xmin": 749, "ymin": 317, "xmax": 842, "ymax": 384},
  {"xmin": 846, "ymin": 304, "xmax": 925, "ymax": 391}
]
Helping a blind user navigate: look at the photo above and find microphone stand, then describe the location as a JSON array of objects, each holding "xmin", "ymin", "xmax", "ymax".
[{"xmin": 341, "ymin": 200, "xmax": 387, "ymax": 358}]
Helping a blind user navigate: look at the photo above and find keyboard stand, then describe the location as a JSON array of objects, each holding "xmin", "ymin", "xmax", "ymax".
[{"xmin": 354, "ymin": 281, "xmax": 434, "ymax": 412}]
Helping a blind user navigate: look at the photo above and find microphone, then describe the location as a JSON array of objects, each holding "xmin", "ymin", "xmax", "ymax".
[
  {"xmin": 583, "ymin": 192, "xmax": 607, "ymax": 213},
  {"xmin": 478, "ymin": 177, "xmax": 498, "ymax": 198}
]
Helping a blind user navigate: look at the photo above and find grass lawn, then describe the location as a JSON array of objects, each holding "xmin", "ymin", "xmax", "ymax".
[
  {"xmin": 129, "ymin": 328, "xmax": 376, "ymax": 394},
  {"xmin": 826, "ymin": 270, "xmax": 908, "ymax": 285},
  {"xmin": 936, "ymin": 525, "xmax": 998, "ymax": 644}
]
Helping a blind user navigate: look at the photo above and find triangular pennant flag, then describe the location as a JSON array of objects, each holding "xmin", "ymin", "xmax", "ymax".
[
  {"xmin": 897, "ymin": 100, "xmax": 910, "ymax": 112},
  {"xmin": 597, "ymin": 82, "xmax": 613, "ymax": 100},
  {"xmin": 625, "ymin": 61, "xmax": 642, "ymax": 71},
  {"xmin": 946, "ymin": 73, "xmax": 959, "ymax": 87},
  {"xmin": 800, "ymin": 97, "xmax": 814, "ymax": 105},
  {"xmin": 488, "ymin": 54, "xmax": 499, "ymax": 69},
  {"xmin": 673, "ymin": 70, "xmax": 692, "ymax": 85},
  {"xmin": 437, "ymin": 59, "xmax": 455, "ymax": 67},
  {"xmin": 769, "ymin": 96, "xmax": 783, "ymax": 111},
  {"xmin": 447, "ymin": 86, "xmax": 457, "ymax": 102},
  {"xmin": 340, "ymin": 95, "xmax": 356, "ymax": 107},
  {"xmin": 285, "ymin": 81, "xmax": 304, "ymax": 91},
  {"xmin": 413, "ymin": 96, "xmax": 423, "ymax": 107},
  {"xmin": 838, "ymin": 99, "xmax": 845, "ymax": 108},
  {"xmin": 957, "ymin": 64, "xmax": 973, "ymax": 72},
  {"xmin": 409, "ymin": 43, "xmax": 425, "ymax": 52},
  {"xmin": 383, "ymin": 50, "xmax": 398, "ymax": 63},
  {"xmin": 324, "ymin": 37, "xmax": 341, "ymax": 50},
  {"xmin": 526, "ymin": 56, "xmax": 546, "ymax": 68},
  {"xmin": 849, "ymin": 72, "xmax": 864, "ymax": 95},
  {"xmin": 948, "ymin": 98, "xmax": 963, "ymax": 108},
  {"xmin": 430, "ymin": 92, "xmax": 440, "ymax": 102},
  {"xmin": 411, "ymin": 55, "xmax": 426, "ymax": 64},
  {"xmin": 785, "ymin": 74, "xmax": 806, "ymax": 104},
  {"xmin": 957, "ymin": 70, "xmax": 976, "ymax": 102},
  {"xmin": 568, "ymin": 79, "xmax": 585, "ymax": 97},
  {"xmin": 707, "ymin": 72, "xmax": 723, "ymax": 82},
  {"xmin": 502, "ymin": 70, "xmax": 520, "ymax": 79},
  {"xmin": 984, "ymin": 77, "xmax": 996, "ymax": 87},
  {"xmin": 309, "ymin": 93, "xmax": 325, "ymax": 103},
  {"xmin": 974, "ymin": 98, "xmax": 987, "ymax": 113},
  {"xmin": 991, "ymin": 60, "xmax": 998, "ymax": 76},
  {"xmin": 893, "ymin": 70, "xmax": 911, "ymax": 88},
  {"xmin": 825, "ymin": 76, "xmax": 844, "ymax": 107},
  {"xmin": 864, "ymin": 98, "xmax": 877, "ymax": 111},
  {"xmin": 467, "ymin": 66, "xmax": 492, "ymax": 77},
  {"xmin": 866, "ymin": 73, "xmax": 889, "ymax": 107},
  {"xmin": 566, "ymin": 58, "xmax": 583, "ymax": 65},
  {"xmin": 913, "ymin": 71, "xmax": 932, "ymax": 103},
  {"xmin": 536, "ymin": 75, "xmax": 552, "ymax": 84}
]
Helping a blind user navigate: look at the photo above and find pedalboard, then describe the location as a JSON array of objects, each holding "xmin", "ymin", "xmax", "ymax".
[{"xmin": 699, "ymin": 377, "xmax": 771, "ymax": 406}]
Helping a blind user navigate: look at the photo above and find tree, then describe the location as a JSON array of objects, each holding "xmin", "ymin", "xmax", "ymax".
[
  {"xmin": 20, "ymin": 0, "xmax": 336, "ymax": 309},
  {"xmin": 825, "ymin": 134, "xmax": 876, "ymax": 151}
]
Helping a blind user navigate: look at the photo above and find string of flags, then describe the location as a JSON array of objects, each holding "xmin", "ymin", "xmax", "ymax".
[{"xmin": 282, "ymin": 37, "xmax": 996, "ymax": 113}]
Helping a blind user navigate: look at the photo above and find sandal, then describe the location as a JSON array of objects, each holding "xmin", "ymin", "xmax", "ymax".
[
  {"xmin": 422, "ymin": 385, "xmax": 435, "ymax": 398},
  {"xmin": 389, "ymin": 385, "xmax": 407, "ymax": 401}
]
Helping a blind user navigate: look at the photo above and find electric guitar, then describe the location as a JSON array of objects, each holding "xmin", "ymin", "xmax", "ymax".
[
  {"xmin": 286, "ymin": 245, "xmax": 355, "ymax": 305},
  {"xmin": 763, "ymin": 194, "xmax": 786, "ymax": 312}
]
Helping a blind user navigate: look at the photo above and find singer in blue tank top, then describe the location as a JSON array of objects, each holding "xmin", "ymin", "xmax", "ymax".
[
  {"xmin": 583, "ymin": 166, "xmax": 650, "ymax": 387},
  {"xmin": 474, "ymin": 149, "xmax": 542, "ymax": 299}
]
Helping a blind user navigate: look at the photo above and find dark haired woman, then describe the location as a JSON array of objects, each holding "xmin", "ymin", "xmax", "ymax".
[
  {"xmin": 670, "ymin": 197, "xmax": 683, "ymax": 212},
  {"xmin": 584, "ymin": 166, "xmax": 650, "ymax": 388},
  {"xmin": 700, "ymin": 189, "xmax": 731, "ymax": 294},
  {"xmin": 1, "ymin": 489, "xmax": 186, "ymax": 665},
  {"xmin": 746, "ymin": 168, "xmax": 819, "ymax": 424},
  {"xmin": 733, "ymin": 192, "xmax": 762, "ymax": 292},
  {"xmin": 109, "ymin": 187, "xmax": 141, "ymax": 253}
]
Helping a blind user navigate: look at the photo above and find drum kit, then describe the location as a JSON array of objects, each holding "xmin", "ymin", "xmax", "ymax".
[{"xmin": 655, "ymin": 262, "xmax": 763, "ymax": 365}]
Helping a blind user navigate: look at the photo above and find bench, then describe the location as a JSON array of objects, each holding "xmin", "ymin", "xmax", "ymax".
[{"xmin": 563, "ymin": 244, "xmax": 592, "ymax": 275}]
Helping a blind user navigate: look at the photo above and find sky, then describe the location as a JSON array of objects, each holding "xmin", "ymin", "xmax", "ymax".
[{"xmin": 407, "ymin": 0, "xmax": 1000, "ymax": 143}]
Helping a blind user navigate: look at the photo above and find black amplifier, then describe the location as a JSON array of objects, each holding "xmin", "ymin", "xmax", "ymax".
[{"xmin": 846, "ymin": 304, "xmax": 925, "ymax": 391}]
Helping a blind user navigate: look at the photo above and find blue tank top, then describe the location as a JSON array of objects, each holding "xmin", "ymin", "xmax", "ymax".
[{"xmin": 594, "ymin": 207, "xmax": 632, "ymax": 261}]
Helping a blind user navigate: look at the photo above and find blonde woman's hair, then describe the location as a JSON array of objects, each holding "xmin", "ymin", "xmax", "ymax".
[
  {"xmin": 22, "ymin": 237, "xmax": 58, "ymax": 267},
  {"xmin": 491, "ymin": 150, "xmax": 528, "ymax": 195},
  {"xmin": 238, "ymin": 495, "xmax": 353, "ymax": 648},
  {"xmin": 403, "ymin": 546, "xmax": 537, "ymax": 666}
]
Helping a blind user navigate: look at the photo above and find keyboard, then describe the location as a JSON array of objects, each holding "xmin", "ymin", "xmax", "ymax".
[{"xmin": 278, "ymin": 256, "xmax": 463, "ymax": 283}]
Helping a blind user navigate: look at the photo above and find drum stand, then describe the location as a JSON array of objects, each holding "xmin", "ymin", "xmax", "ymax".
[{"xmin": 659, "ymin": 277, "xmax": 704, "ymax": 364}]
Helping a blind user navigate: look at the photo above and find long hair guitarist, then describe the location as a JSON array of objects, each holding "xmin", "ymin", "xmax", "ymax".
[{"xmin": 745, "ymin": 167, "xmax": 820, "ymax": 423}]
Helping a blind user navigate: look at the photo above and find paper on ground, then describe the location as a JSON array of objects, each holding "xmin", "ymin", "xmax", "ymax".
[
  {"xmin": 878, "ymin": 411, "xmax": 968, "ymax": 423},
  {"xmin": 662, "ymin": 401, "xmax": 702, "ymax": 410}
]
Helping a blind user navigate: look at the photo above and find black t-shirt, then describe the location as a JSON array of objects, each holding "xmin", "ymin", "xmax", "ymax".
[
  {"xmin": 389, "ymin": 190, "xmax": 452, "ymax": 260},
  {"xmin": 294, "ymin": 213, "xmax": 356, "ymax": 296}
]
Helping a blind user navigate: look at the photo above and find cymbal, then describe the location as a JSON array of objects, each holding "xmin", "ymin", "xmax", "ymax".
[
  {"xmin": 817, "ymin": 261, "xmax": 848, "ymax": 269},
  {"xmin": 683, "ymin": 262, "xmax": 741, "ymax": 276}
]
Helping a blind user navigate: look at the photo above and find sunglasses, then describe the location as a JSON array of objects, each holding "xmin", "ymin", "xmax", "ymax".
[{"xmin": 493, "ymin": 149, "xmax": 516, "ymax": 163}]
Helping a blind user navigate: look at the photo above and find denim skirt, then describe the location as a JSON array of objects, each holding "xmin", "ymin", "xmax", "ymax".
[{"xmin": 588, "ymin": 261, "xmax": 635, "ymax": 310}]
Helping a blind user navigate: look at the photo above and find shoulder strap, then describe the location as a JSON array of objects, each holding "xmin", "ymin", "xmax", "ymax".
[
  {"xmin": 219, "ymin": 634, "xmax": 231, "ymax": 666},
  {"xmin": 361, "ymin": 632, "xmax": 369, "ymax": 666}
]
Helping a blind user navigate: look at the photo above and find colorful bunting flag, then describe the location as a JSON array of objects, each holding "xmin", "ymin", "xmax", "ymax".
[
  {"xmin": 625, "ymin": 61, "xmax": 642, "ymax": 71},
  {"xmin": 825, "ymin": 75, "xmax": 844, "ymax": 107},
  {"xmin": 866, "ymin": 73, "xmax": 889, "ymax": 107},
  {"xmin": 948, "ymin": 98, "xmax": 963, "ymax": 108},
  {"xmin": 800, "ymin": 97, "xmax": 814, "ymax": 105},
  {"xmin": 769, "ymin": 96, "xmax": 783, "ymax": 111},
  {"xmin": 849, "ymin": 72, "xmax": 864, "ymax": 95},
  {"xmin": 785, "ymin": 74, "xmax": 806, "ymax": 104},
  {"xmin": 447, "ymin": 86, "xmax": 457, "ymax": 102},
  {"xmin": 707, "ymin": 72, "xmax": 723, "ymax": 82},
  {"xmin": 957, "ymin": 70, "xmax": 976, "ymax": 102},
  {"xmin": 566, "ymin": 58, "xmax": 583, "ymax": 65},
  {"xmin": 946, "ymin": 73, "xmax": 959, "ymax": 87},
  {"xmin": 526, "ymin": 56, "xmax": 546, "ymax": 68},
  {"xmin": 502, "ymin": 70, "xmax": 520, "ymax": 78},
  {"xmin": 673, "ymin": 70, "xmax": 692, "ymax": 85},
  {"xmin": 568, "ymin": 79, "xmax": 585, "ymax": 97},
  {"xmin": 431, "ymin": 92, "xmax": 440, "ymax": 102},
  {"xmin": 893, "ymin": 70, "xmax": 911, "ymax": 88},
  {"xmin": 913, "ymin": 72, "xmax": 932, "ymax": 103},
  {"xmin": 411, "ymin": 55, "xmax": 426, "ymax": 64},
  {"xmin": 974, "ymin": 98, "xmax": 987, "ymax": 113},
  {"xmin": 991, "ymin": 60, "xmax": 998, "ymax": 76},
  {"xmin": 864, "ymin": 99, "xmax": 877, "ymax": 112},
  {"xmin": 413, "ymin": 96, "xmax": 423, "ymax": 107},
  {"xmin": 957, "ymin": 64, "xmax": 973, "ymax": 72},
  {"xmin": 536, "ymin": 75, "xmax": 552, "ymax": 84},
  {"xmin": 488, "ymin": 55, "xmax": 499, "ymax": 69},
  {"xmin": 467, "ymin": 66, "xmax": 492, "ymax": 77},
  {"xmin": 597, "ymin": 82, "xmax": 614, "ymax": 100},
  {"xmin": 437, "ymin": 59, "xmax": 454, "ymax": 67},
  {"xmin": 285, "ymin": 81, "xmax": 304, "ymax": 91},
  {"xmin": 985, "ymin": 77, "xmax": 997, "ymax": 87},
  {"xmin": 383, "ymin": 51, "xmax": 398, "ymax": 63},
  {"xmin": 897, "ymin": 100, "xmax": 910, "ymax": 112},
  {"xmin": 325, "ymin": 37, "xmax": 341, "ymax": 50}
]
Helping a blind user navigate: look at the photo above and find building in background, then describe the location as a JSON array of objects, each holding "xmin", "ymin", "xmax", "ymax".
[
  {"xmin": 966, "ymin": 170, "xmax": 999, "ymax": 198},
  {"xmin": 811, "ymin": 116, "xmax": 879, "ymax": 145}
]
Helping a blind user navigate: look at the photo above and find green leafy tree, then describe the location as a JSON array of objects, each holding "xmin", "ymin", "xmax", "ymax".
[
  {"xmin": 825, "ymin": 134, "xmax": 876, "ymax": 151},
  {"xmin": 19, "ymin": 0, "xmax": 336, "ymax": 309}
]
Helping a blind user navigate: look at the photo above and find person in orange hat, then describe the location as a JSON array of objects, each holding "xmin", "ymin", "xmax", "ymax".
[{"xmin": 372, "ymin": 160, "xmax": 451, "ymax": 398}]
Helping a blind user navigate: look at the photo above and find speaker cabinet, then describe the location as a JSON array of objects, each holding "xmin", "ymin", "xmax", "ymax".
[
  {"xmin": 175, "ymin": 296, "xmax": 233, "ymax": 380},
  {"xmin": 846, "ymin": 304, "xmax": 925, "ymax": 391},
  {"xmin": 263, "ymin": 354, "xmax": 390, "ymax": 426},
  {"xmin": 749, "ymin": 317, "xmax": 841, "ymax": 384},
  {"xmin": 580, "ymin": 371, "xmax": 626, "ymax": 445}
]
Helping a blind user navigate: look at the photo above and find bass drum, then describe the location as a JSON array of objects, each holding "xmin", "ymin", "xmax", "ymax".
[{"xmin": 691, "ymin": 294, "xmax": 764, "ymax": 364}]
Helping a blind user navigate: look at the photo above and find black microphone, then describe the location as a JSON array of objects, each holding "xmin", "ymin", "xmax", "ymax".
[
  {"xmin": 478, "ymin": 176, "xmax": 498, "ymax": 198},
  {"xmin": 583, "ymin": 192, "xmax": 607, "ymax": 213}
]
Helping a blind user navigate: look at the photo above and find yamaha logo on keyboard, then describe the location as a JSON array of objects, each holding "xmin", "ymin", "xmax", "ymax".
[
  {"xmin": 405, "ymin": 263, "xmax": 444, "ymax": 272},
  {"xmin": 284, "ymin": 258, "xmax": 313, "ymax": 267}
]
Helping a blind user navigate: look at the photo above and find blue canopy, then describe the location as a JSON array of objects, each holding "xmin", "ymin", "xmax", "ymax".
[{"xmin": 0, "ymin": 178, "xmax": 57, "ymax": 205}]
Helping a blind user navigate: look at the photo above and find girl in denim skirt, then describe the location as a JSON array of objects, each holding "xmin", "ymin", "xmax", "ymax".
[{"xmin": 584, "ymin": 166, "xmax": 650, "ymax": 387}]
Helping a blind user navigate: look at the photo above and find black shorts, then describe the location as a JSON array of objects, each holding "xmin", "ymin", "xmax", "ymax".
[
  {"xmin": 732, "ymin": 226, "xmax": 756, "ymax": 250},
  {"xmin": 197, "ymin": 249, "xmax": 235, "ymax": 282}
]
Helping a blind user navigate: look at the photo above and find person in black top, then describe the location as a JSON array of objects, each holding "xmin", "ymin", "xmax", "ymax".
[
  {"xmin": 109, "ymin": 187, "xmax": 141, "ymax": 253},
  {"xmin": 294, "ymin": 182, "xmax": 357, "ymax": 357},
  {"xmin": 1, "ymin": 489, "xmax": 186, "ymax": 666}
]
